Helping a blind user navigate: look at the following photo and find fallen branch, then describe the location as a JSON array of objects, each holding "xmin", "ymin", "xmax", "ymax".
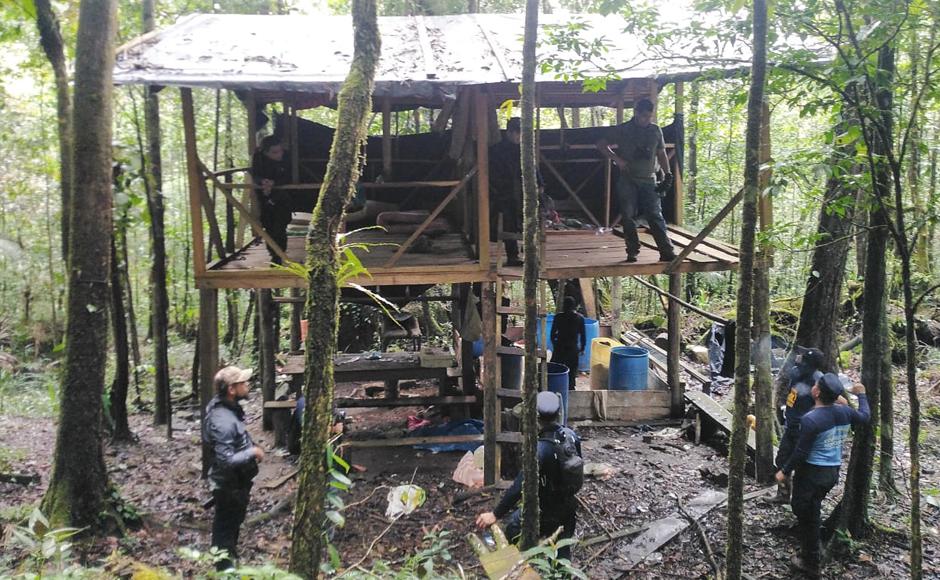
[
  {"xmin": 678, "ymin": 496, "xmax": 724, "ymax": 580},
  {"xmin": 0, "ymin": 472, "xmax": 40, "ymax": 485},
  {"xmin": 340, "ymin": 516, "xmax": 400, "ymax": 575},
  {"xmin": 261, "ymin": 468, "xmax": 298, "ymax": 490},
  {"xmin": 246, "ymin": 491, "xmax": 296, "ymax": 527}
]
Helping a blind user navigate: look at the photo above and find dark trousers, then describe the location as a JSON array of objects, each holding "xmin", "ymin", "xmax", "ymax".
[
  {"xmin": 491, "ymin": 198, "xmax": 521, "ymax": 260},
  {"xmin": 790, "ymin": 464, "xmax": 839, "ymax": 569},
  {"xmin": 775, "ymin": 428, "xmax": 799, "ymax": 470},
  {"xmin": 212, "ymin": 486, "xmax": 252, "ymax": 571},
  {"xmin": 259, "ymin": 199, "xmax": 292, "ymax": 264},
  {"xmin": 616, "ymin": 178, "xmax": 674, "ymax": 257},
  {"xmin": 551, "ymin": 349, "xmax": 579, "ymax": 389},
  {"xmin": 505, "ymin": 507, "xmax": 577, "ymax": 560}
]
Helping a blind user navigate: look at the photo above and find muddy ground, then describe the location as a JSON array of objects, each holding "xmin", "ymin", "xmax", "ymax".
[{"xmin": 1, "ymin": 371, "xmax": 939, "ymax": 578}]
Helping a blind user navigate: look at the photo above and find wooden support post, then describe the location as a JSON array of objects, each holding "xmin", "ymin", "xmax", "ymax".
[
  {"xmin": 198, "ymin": 288, "xmax": 219, "ymax": 477},
  {"xmin": 668, "ymin": 273, "xmax": 682, "ymax": 416},
  {"xmin": 611, "ymin": 276, "xmax": 622, "ymax": 340},
  {"xmin": 259, "ymin": 289, "xmax": 276, "ymax": 431},
  {"xmin": 482, "ymin": 281, "xmax": 500, "ymax": 485},
  {"xmin": 475, "ymin": 88, "xmax": 491, "ymax": 269},
  {"xmin": 237, "ymin": 91, "xmax": 258, "ymax": 248},
  {"xmin": 382, "ymin": 97, "xmax": 393, "ymax": 179},
  {"xmin": 289, "ymin": 103, "xmax": 299, "ymax": 184},
  {"xmin": 457, "ymin": 284, "xmax": 476, "ymax": 395},
  {"xmin": 181, "ymin": 88, "xmax": 207, "ymax": 276},
  {"xmin": 290, "ymin": 287, "xmax": 302, "ymax": 352},
  {"xmin": 571, "ymin": 107, "xmax": 580, "ymax": 128}
]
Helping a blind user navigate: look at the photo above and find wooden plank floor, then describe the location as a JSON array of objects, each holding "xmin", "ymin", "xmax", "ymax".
[{"xmin": 204, "ymin": 222, "xmax": 739, "ymax": 288}]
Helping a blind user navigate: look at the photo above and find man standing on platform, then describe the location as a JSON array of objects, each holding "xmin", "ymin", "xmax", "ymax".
[
  {"xmin": 596, "ymin": 98, "xmax": 677, "ymax": 263},
  {"xmin": 203, "ymin": 366, "xmax": 265, "ymax": 571}
]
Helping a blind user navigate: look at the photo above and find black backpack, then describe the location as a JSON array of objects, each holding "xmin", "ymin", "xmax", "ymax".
[{"xmin": 540, "ymin": 427, "xmax": 584, "ymax": 495}]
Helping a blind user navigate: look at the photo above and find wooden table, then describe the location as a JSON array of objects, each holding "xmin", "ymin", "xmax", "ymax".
[{"xmin": 282, "ymin": 350, "xmax": 456, "ymax": 398}]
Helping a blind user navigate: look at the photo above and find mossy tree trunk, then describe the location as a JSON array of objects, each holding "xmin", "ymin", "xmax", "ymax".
[
  {"xmin": 110, "ymin": 234, "xmax": 132, "ymax": 442},
  {"xmin": 34, "ymin": 0, "xmax": 71, "ymax": 264},
  {"xmin": 144, "ymin": 0, "xmax": 171, "ymax": 435},
  {"xmin": 774, "ymin": 117, "xmax": 858, "ymax": 407},
  {"xmin": 40, "ymin": 0, "xmax": 117, "ymax": 530},
  {"xmin": 289, "ymin": 0, "xmax": 380, "ymax": 575},
  {"xmin": 726, "ymin": 0, "xmax": 766, "ymax": 577},
  {"xmin": 519, "ymin": 0, "xmax": 541, "ymax": 551}
]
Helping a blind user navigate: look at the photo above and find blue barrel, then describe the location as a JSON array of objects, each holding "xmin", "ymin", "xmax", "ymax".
[
  {"xmin": 535, "ymin": 314, "xmax": 555, "ymax": 352},
  {"xmin": 499, "ymin": 351, "xmax": 524, "ymax": 390},
  {"xmin": 471, "ymin": 337, "xmax": 483, "ymax": 358},
  {"xmin": 578, "ymin": 318, "xmax": 600, "ymax": 372},
  {"xmin": 547, "ymin": 362, "xmax": 570, "ymax": 424},
  {"xmin": 609, "ymin": 346, "xmax": 649, "ymax": 391}
]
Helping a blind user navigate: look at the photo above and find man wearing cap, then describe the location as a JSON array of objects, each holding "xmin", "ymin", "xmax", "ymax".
[
  {"xmin": 774, "ymin": 348, "xmax": 826, "ymax": 501},
  {"xmin": 596, "ymin": 98, "xmax": 677, "ymax": 263},
  {"xmin": 776, "ymin": 373, "xmax": 869, "ymax": 577},
  {"xmin": 203, "ymin": 366, "xmax": 266, "ymax": 571},
  {"xmin": 475, "ymin": 391, "xmax": 582, "ymax": 559}
]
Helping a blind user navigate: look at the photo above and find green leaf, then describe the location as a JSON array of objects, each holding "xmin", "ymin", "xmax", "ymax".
[{"xmin": 325, "ymin": 510, "xmax": 346, "ymax": 527}]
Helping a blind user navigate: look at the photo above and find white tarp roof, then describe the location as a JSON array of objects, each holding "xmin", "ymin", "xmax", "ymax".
[{"xmin": 114, "ymin": 12, "xmax": 770, "ymax": 100}]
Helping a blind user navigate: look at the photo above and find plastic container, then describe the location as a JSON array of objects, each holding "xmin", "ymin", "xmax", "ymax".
[
  {"xmin": 499, "ymin": 350, "xmax": 524, "ymax": 390},
  {"xmin": 471, "ymin": 337, "xmax": 483, "ymax": 358},
  {"xmin": 578, "ymin": 318, "xmax": 601, "ymax": 372},
  {"xmin": 535, "ymin": 314, "xmax": 555, "ymax": 351},
  {"xmin": 590, "ymin": 337, "xmax": 623, "ymax": 390},
  {"xmin": 609, "ymin": 346, "xmax": 649, "ymax": 391},
  {"xmin": 547, "ymin": 362, "xmax": 570, "ymax": 424}
]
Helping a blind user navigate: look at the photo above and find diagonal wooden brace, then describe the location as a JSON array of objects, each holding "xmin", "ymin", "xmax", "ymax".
[
  {"xmin": 539, "ymin": 153, "xmax": 601, "ymax": 227},
  {"xmin": 664, "ymin": 187, "xmax": 744, "ymax": 274},
  {"xmin": 384, "ymin": 169, "xmax": 476, "ymax": 267}
]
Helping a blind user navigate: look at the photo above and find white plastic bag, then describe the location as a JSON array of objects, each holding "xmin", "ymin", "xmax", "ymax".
[
  {"xmin": 452, "ymin": 449, "xmax": 484, "ymax": 488},
  {"xmin": 385, "ymin": 484, "xmax": 426, "ymax": 520}
]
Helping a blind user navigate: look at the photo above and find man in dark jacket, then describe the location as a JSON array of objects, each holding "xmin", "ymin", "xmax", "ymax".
[
  {"xmin": 776, "ymin": 373, "xmax": 869, "ymax": 577},
  {"xmin": 476, "ymin": 391, "xmax": 582, "ymax": 559},
  {"xmin": 774, "ymin": 348, "xmax": 826, "ymax": 501},
  {"xmin": 251, "ymin": 135, "xmax": 292, "ymax": 264},
  {"xmin": 489, "ymin": 117, "xmax": 543, "ymax": 267},
  {"xmin": 203, "ymin": 366, "xmax": 265, "ymax": 571},
  {"xmin": 551, "ymin": 296, "xmax": 587, "ymax": 392}
]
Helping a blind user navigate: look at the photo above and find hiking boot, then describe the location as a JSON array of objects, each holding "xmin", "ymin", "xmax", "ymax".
[
  {"xmin": 625, "ymin": 253, "xmax": 638, "ymax": 263},
  {"xmin": 505, "ymin": 257, "xmax": 524, "ymax": 267},
  {"xmin": 659, "ymin": 251, "xmax": 678, "ymax": 262},
  {"xmin": 769, "ymin": 481, "xmax": 791, "ymax": 504},
  {"xmin": 790, "ymin": 554, "xmax": 820, "ymax": 578}
]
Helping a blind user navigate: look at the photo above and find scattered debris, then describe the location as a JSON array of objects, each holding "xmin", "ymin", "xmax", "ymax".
[{"xmin": 385, "ymin": 484, "xmax": 426, "ymax": 520}]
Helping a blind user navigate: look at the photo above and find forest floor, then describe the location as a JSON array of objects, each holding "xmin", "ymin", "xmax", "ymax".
[{"xmin": 1, "ymin": 363, "xmax": 940, "ymax": 578}]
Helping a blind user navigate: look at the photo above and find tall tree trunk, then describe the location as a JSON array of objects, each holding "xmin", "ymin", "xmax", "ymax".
[
  {"xmin": 118, "ymin": 219, "xmax": 143, "ymax": 402},
  {"xmin": 109, "ymin": 237, "xmax": 133, "ymax": 442},
  {"xmin": 726, "ymin": 1, "xmax": 766, "ymax": 577},
  {"xmin": 289, "ymin": 0, "xmax": 379, "ymax": 575},
  {"xmin": 34, "ymin": 0, "xmax": 72, "ymax": 264},
  {"xmin": 774, "ymin": 117, "xmax": 858, "ymax": 407},
  {"xmin": 753, "ymin": 255, "xmax": 774, "ymax": 483},
  {"xmin": 687, "ymin": 82, "xmax": 699, "ymax": 207},
  {"xmin": 41, "ymin": 0, "xmax": 117, "ymax": 529},
  {"xmin": 142, "ymin": 0, "xmax": 172, "ymax": 431},
  {"xmin": 519, "ymin": 0, "xmax": 541, "ymax": 551}
]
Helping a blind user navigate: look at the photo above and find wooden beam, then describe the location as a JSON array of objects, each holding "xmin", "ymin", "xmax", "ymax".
[
  {"xmin": 383, "ymin": 170, "xmax": 475, "ymax": 267},
  {"xmin": 664, "ymin": 187, "xmax": 743, "ymax": 274},
  {"xmin": 335, "ymin": 395, "xmax": 476, "ymax": 408},
  {"xmin": 631, "ymin": 275, "xmax": 728, "ymax": 324},
  {"xmin": 579, "ymin": 278, "xmax": 596, "ymax": 319},
  {"xmin": 475, "ymin": 88, "xmax": 491, "ymax": 269},
  {"xmin": 539, "ymin": 153, "xmax": 601, "ymax": 226},
  {"xmin": 667, "ymin": 273, "xmax": 682, "ymax": 416},
  {"xmin": 181, "ymin": 88, "xmax": 207, "ymax": 276},
  {"xmin": 199, "ymin": 160, "xmax": 290, "ymax": 264},
  {"xmin": 382, "ymin": 97, "xmax": 393, "ymax": 178},
  {"xmin": 431, "ymin": 98, "xmax": 456, "ymax": 133},
  {"xmin": 482, "ymin": 281, "xmax": 500, "ymax": 484}
]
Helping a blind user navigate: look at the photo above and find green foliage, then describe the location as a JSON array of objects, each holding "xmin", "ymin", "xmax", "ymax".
[
  {"xmin": 520, "ymin": 537, "xmax": 587, "ymax": 579},
  {"xmin": 4, "ymin": 508, "xmax": 84, "ymax": 577},
  {"xmin": 337, "ymin": 530, "xmax": 464, "ymax": 579},
  {"xmin": 178, "ymin": 547, "xmax": 303, "ymax": 579}
]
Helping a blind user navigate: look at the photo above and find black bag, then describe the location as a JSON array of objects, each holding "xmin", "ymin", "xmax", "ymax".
[{"xmin": 541, "ymin": 427, "xmax": 584, "ymax": 495}]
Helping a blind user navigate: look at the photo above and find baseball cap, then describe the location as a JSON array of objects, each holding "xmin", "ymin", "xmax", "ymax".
[
  {"xmin": 536, "ymin": 391, "xmax": 562, "ymax": 417},
  {"xmin": 801, "ymin": 348, "xmax": 825, "ymax": 370},
  {"xmin": 817, "ymin": 373, "xmax": 844, "ymax": 399},
  {"xmin": 216, "ymin": 366, "xmax": 253, "ymax": 386}
]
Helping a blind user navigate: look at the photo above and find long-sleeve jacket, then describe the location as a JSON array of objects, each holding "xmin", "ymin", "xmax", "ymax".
[
  {"xmin": 551, "ymin": 311, "xmax": 586, "ymax": 355},
  {"xmin": 203, "ymin": 396, "xmax": 259, "ymax": 491},
  {"xmin": 780, "ymin": 394, "xmax": 870, "ymax": 475},
  {"xmin": 494, "ymin": 425, "xmax": 582, "ymax": 519}
]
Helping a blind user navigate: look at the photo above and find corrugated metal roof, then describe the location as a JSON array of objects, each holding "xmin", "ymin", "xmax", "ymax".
[{"xmin": 112, "ymin": 12, "xmax": 763, "ymax": 99}]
